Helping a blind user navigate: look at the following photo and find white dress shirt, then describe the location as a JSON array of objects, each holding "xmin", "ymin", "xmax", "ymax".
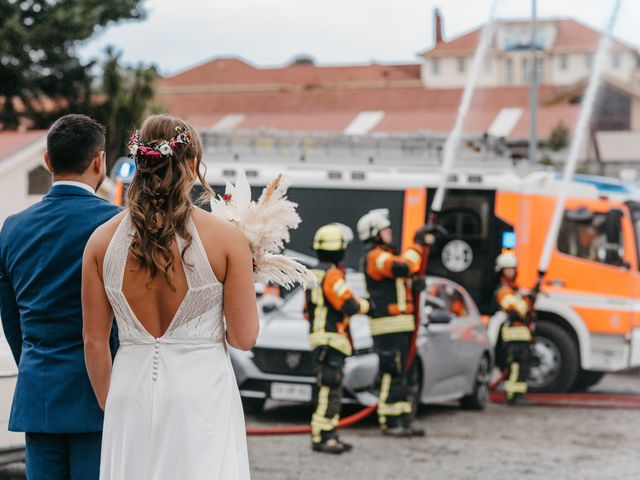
[{"xmin": 52, "ymin": 181, "xmax": 95, "ymax": 195}]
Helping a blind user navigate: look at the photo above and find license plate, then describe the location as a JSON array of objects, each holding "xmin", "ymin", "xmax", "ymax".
[{"xmin": 270, "ymin": 382, "xmax": 313, "ymax": 402}]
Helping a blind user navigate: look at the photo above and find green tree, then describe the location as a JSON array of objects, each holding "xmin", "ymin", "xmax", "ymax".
[
  {"xmin": 548, "ymin": 121, "xmax": 570, "ymax": 152},
  {"xmin": 93, "ymin": 47, "xmax": 158, "ymax": 171},
  {"xmin": 0, "ymin": 0, "xmax": 146, "ymax": 128}
]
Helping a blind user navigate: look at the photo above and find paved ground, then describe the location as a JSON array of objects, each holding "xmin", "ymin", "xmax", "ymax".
[
  {"xmin": 246, "ymin": 372, "xmax": 640, "ymax": 480},
  {"xmin": 1, "ymin": 373, "xmax": 637, "ymax": 479}
]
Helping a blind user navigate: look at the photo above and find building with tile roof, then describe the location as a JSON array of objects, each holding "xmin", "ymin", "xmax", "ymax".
[{"xmin": 151, "ymin": 11, "xmax": 640, "ymax": 172}]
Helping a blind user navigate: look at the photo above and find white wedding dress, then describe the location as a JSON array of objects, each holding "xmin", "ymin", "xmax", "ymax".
[{"xmin": 99, "ymin": 214, "xmax": 250, "ymax": 479}]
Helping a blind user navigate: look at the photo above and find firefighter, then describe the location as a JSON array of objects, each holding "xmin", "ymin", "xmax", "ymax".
[
  {"xmin": 305, "ymin": 223, "xmax": 370, "ymax": 454},
  {"xmin": 494, "ymin": 252, "xmax": 535, "ymax": 406},
  {"xmin": 357, "ymin": 209, "xmax": 438, "ymax": 437}
]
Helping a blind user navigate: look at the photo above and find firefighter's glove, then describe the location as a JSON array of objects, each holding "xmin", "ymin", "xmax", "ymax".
[
  {"xmin": 411, "ymin": 276, "xmax": 427, "ymax": 293},
  {"xmin": 414, "ymin": 224, "xmax": 447, "ymax": 246}
]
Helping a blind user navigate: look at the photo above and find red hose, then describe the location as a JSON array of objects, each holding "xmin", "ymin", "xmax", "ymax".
[
  {"xmin": 489, "ymin": 391, "xmax": 640, "ymax": 409},
  {"xmin": 246, "ymin": 404, "xmax": 377, "ymax": 436}
]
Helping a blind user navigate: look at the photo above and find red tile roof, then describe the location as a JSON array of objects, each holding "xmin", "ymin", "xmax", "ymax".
[
  {"xmin": 158, "ymin": 85, "xmax": 559, "ymax": 116},
  {"xmin": 0, "ymin": 130, "xmax": 46, "ymax": 160},
  {"xmin": 159, "ymin": 58, "xmax": 421, "ymax": 89},
  {"xmin": 421, "ymin": 18, "xmax": 635, "ymax": 57},
  {"xmin": 157, "ymin": 83, "xmax": 578, "ymax": 139}
]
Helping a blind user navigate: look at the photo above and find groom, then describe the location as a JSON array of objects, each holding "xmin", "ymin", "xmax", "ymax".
[{"xmin": 0, "ymin": 114, "xmax": 120, "ymax": 479}]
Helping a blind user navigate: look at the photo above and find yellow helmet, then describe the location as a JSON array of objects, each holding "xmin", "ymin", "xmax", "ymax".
[{"xmin": 313, "ymin": 223, "xmax": 353, "ymax": 252}]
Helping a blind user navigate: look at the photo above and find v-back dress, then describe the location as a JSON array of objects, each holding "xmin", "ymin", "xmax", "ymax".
[{"xmin": 99, "ymin": 214, "xmax": 250, "ymax": 479}]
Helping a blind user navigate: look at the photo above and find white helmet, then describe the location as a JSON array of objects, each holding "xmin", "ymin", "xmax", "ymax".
[
  {"xmin": 357, "ymin": 209, "xmax": 391, "ymax": 242},
  {"xmin": 495, "ymin": 252, "xmax": 518, "ymax": 272}
]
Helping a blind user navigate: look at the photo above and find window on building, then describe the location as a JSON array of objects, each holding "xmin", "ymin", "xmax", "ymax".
[
  {"xmin": 505, "ymin": 58, "xmax": 513, "ymax": 84},
  {"xmin": 28, "ymin": 165, "xmax": 51, "ymax": 195},
  {"xmin": 585, "ymin": 54, "xmax": 593, "ymax": 69},
  {"xmin": 559, "ymin": 54, "xmax": 568, "ymax": 70},
  {"xmin": 457, "ymin": 57, "xmax": 465, "ymax": 73},
  {"xmin": 521, "ymin": 58, "xmax": 529, "ymax": 84},
  {"xmin": 432, "ymin": 58, "xmax": 440, "ymax": 75},
  {"xmin": 612, "ymin": 52, "xmax": 621, "ymax": 69}
]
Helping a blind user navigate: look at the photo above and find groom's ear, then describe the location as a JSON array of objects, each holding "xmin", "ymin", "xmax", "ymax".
[
  {"xmin": 91, "ymin": 150, "xmax": 106, "ymax": 174},
  {"xmin": 43, "ymin": 151, "xmax": 54, "ymax": 174}
]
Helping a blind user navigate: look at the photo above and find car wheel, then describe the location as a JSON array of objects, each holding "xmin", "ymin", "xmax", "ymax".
[
  {"xmin": 571, "ymin": 369, "xmax": 605, "ymax": 392},
  {"xmin": 241, "ymin": 397, "xmax": 266, "ymax": 414},
  {"xmin": 528, "ymin": 320, "xmax": 579, "ymax": 393},
  {"xmin": 460, "ymin": 354, "xmax": 490, "ymax": 410}
]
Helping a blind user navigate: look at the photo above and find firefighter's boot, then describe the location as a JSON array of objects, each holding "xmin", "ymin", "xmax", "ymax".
[
  {"xmin": 401, "ymin": 413, "xmax": 425, "ymax": 437},
  {"xmin": 507, "ymin": 393, "xmax": 531, "ymax": 406},
  {"xmin": 312, "ymin": 437, "xmax": 346, "ymax": 455}
]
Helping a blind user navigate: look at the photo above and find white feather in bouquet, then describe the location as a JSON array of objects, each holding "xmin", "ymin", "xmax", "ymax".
[{"xmin": 210, "ymin": 171, "xmax": 310, "ymax": 288}]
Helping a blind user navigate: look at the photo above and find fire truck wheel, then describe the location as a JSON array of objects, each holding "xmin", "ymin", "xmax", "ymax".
[
  {"xmin": 528, "ymin": 320, "xmax": 579, "ymax": 393},
  {"xmin": 571, "ymin": 370, "xmax": 605, "ymax": 392}
]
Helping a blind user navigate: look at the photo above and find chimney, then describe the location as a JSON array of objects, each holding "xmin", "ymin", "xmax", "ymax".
[{"xmin": 434, "ymin": 8, "xmax": 444, "ymax": 45}]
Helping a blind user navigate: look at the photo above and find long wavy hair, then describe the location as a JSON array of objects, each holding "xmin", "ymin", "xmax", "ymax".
[{"xmin": 126, "ymin": 114, "xmax": 213, "ymax": 287}]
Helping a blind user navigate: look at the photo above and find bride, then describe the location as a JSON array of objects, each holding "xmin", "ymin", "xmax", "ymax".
[{"xmin": 82, "ymin": 114, "xmax": 259, "ymax": 479}]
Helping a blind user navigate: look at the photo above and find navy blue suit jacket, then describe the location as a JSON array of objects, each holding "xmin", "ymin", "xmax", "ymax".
[{"xmin": 0, "ymin": 185, "xmax": 120, "ymax": 433}]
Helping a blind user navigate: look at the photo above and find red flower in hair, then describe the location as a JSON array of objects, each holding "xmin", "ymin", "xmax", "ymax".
[{"xmin": 223, "ymin": 193, "xmax": 233, "ymax": 204}]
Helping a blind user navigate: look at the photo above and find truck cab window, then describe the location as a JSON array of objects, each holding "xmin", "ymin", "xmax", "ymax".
[{"xmin": 557, "ymin": 209, "xmax": 624, "ymax": 266}]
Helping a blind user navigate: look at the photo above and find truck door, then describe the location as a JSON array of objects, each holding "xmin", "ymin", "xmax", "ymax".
[{"xmin": 425, "ymin": 189, "xmax": 513, "ymax": 315}]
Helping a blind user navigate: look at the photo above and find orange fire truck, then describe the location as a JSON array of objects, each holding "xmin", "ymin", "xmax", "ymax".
[{"xmin": 198, "ymin": 161, "xmax": 640, "ymax": 393}]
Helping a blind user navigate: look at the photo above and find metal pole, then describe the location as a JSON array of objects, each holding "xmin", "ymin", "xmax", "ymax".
[
  {"xmin": 528, "ymin": 0, "xmax": 538, "ymax": 165},
  {"xmin": 537, "ymin": 0, "xmax": 622, "ymax": 277}
]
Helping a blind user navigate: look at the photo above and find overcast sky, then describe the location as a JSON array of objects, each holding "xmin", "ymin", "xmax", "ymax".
[{"xmin": 78, "ymin": 0, "xmax": 633, "ymax": 76}]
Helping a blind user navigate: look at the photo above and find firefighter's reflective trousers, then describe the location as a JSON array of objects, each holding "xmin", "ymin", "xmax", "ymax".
[
  {"xmin": 501, "ymin": 324, "xmax": 532, "ymax": 400},
  {"xmin": 374, "ymin": 332, "xmax": 413, "ymax": 429},
  {"xmin": 311, "ymin": 346, "xmax": 346, "ymax": 444}
]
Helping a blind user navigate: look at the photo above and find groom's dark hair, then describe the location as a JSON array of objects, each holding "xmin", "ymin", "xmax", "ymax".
[{"xmin": 47, "ymin": 114, "xmax": 106, "ymax": 175}]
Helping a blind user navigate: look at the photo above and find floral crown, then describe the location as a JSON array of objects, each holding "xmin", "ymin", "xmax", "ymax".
[{"xmin": 127, "ymin": 128, "xmax": 192, "ymax": 167}]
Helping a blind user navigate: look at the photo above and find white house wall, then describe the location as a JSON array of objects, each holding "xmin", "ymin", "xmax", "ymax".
[{"xmin": 0, "ymin": 138, "xmax": 47, "ymax": 228}]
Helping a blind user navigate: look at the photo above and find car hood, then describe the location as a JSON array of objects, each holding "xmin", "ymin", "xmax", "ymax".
[{"xmin": 256, "ymin": 316, "xmax": 311, "ymax": 350}]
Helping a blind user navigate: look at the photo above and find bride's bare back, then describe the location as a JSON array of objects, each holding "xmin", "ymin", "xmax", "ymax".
[{"xmin": 84, "ymin": 207, "xmax": 258, "ymax": 350}]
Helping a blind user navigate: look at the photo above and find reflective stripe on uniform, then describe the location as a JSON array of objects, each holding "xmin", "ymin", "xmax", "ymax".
[
  {"xmin": 377, "ymin": 401, "xmax": 412, "ymax": 416},
  {"xmin": 359, "ymin": 299, "xmax": 370, "ymax": 314},
  {"xmin": 369, "ymin": 315, "xmax": 415, "ymax": 336},
  {"xmin": 309, "ymin": 332, "xmax": 353, "ymax": 356},
  {"xmin": 396, "ymin": 278, "xmax": 407, "ymax": 313},
  {"xmin": 312, "ymin": 305, "xmax": 328, "ymax": 336},
  {"xmin": 504, "ymin": 362, "xmax": 528, "ymax": 398},
  {"xmin": 333, "ymin": 279, "xmax": 349, "ymax": 297},
  {"xmin": 501, "ymin": 324, "xmax": 532, "ymax": 342},
  {"xmin": 378, "ymin": 373, "xmax": 411, "ymax": 422},
  {"xmin": 376, "ymin": 252, "xmax": 392, "ymax": 270},
  {"xmin": 312, "ymin": 386, "xmax": 339, "ymax": 442},
  {"xmin": 404, "ymin": 248, "xmax": 421, "ymax": 266},
  {"xmin": 500, "ymin": 294, "xmax": 529, "ymax": 318}
]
